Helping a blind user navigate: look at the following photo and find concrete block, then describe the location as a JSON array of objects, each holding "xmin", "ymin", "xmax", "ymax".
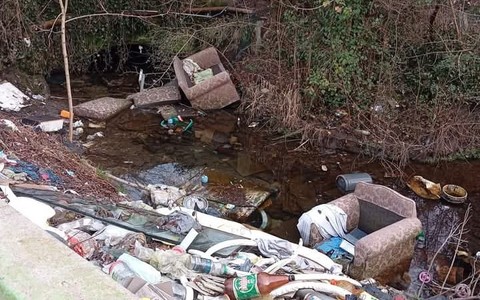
[
  {"xmin": 0, "ymin": 202, "xmax": 137, "ymax": 300},
  {"xmin": 128, "ymin": 86, "xmax": 181, "ymax": 108}
]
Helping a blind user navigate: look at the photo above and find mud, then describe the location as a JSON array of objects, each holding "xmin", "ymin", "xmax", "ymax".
[{"xmin": 45, "ymin": 74, "xmax": 480, "ymax": 293}]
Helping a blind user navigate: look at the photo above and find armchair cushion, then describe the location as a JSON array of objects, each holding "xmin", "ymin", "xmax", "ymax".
[{"xmin": 358, "ymin": 199, "xmax": 404, "ymax": 234}]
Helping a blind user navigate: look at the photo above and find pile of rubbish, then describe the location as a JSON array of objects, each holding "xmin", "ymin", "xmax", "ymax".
[
  {"xmin": 1, "ymin": 178, "xmax": 405, "ymax": 300},
  {"xmin": 4, "ymin": 47, "xmax": 477, "ymax": 299}
]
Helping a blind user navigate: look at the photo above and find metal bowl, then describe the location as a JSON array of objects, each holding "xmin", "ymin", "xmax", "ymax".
[{"xmin": 442, "ymin": 184, "xmax": 468, "ymax": 204}]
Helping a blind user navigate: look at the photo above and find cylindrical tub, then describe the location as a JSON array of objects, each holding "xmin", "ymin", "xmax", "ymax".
[{"xmin": 336, "ymin": 173, "xmax": 373, "ymax": 193}]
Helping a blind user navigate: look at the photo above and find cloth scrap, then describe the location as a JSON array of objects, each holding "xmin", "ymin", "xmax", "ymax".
[
  {"xmin": 256, "ymin": 239, "xmax": 293, "ymax": 259},
  {"xmin": 297, "ymin": 204, "xmax": 347, "ymax": 245}
]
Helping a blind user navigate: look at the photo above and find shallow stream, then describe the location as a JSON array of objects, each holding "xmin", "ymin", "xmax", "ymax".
[{"xmin": 48, "ymin": 73, "xmax": 480, "ymax": 296}]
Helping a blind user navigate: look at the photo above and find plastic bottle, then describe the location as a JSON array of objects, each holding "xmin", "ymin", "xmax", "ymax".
[
  {"xmin": 118, "ymin": 253, "xmax": 162, "ymax": 283},
  {"xmin": 416, "ymin": 231, "xmax": 425, "ymax": 249},
  {"xmin": 109, "ymin": 261, "xmax": 136, "ymax": 286},
  {"xmin": 187, "ymin": 256, "xmax": 236, "ymax": 277},
  {"xmin": 293, "ymin": 288, "xmax": 338, "ymax": 300},
  {"xmin": 329, "ymin": 280, "xmax": 363, "ymax": 295},
  {"xmin": 224, "ymin": 272, "xmax": 294, "ymax": 300}
]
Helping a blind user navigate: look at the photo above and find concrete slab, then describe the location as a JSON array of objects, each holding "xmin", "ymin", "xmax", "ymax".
[
  {"xmin": 0, "ymin": 201, "xmax": 137, "ymax": 300},
  {"xmin": 128, "ymin": 86, "xmax": 181, "ymax": 108},
  {"xmin": 73, "ymin": 97, "xmax": 132, "ymax": 120}
]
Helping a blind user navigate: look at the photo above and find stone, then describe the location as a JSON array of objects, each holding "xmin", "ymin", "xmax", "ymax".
[
  {"xmin": 73, "ymin": 97, "xmax": 131, "ymax": 120},
  {"xmin": 128, "ymin": 85, "xmax": 181, "ymax": 108},
  {"xmin": 234, "ymin": 152, "xmax": 268, "ymax": 177},
  {"xmin": 157, "ymin": 105, "xmax": 178, "ymax": 120},
  {"xmin": 157, "ymin": 104, "xmax": 200, "ymax": 120}
]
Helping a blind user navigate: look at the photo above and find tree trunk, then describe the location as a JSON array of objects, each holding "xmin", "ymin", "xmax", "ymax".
[{"xmin": 59, "ymin": 0, "xmax": 74, "ymax": 142}]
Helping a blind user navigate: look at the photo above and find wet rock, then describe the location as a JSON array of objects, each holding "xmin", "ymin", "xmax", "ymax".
[
  {"xmin": 196, "ymin": 110, "xmax": 237, "ymax": 134},
  {"xmin": 74, "ymin": 97, "xmax": 132, "ymax": 120},
  {"xmin": 233, "ymin": 152, "xmax": 268, "ymax": 177},
  {"xmin": 157, "ymin": 105, "xmax": 178, "ymax": 120},
  {"xmin": 281, "ymin": 176, "xmax": 318, "ymax": 215},
  {"xmin": 195, "ymin": 127, "xmax": 230, "ymax": 144}
]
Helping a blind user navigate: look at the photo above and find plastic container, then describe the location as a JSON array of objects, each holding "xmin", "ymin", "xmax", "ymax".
[
  {"xmin": 441, "ymin": 184, "xmax": 467, "ymax": 204},
  {"xmin": 109, "ymin": 261, "xmax": 136, "ymax": 286},
  {"xmin": 416, "ymin": 231, "xmax": 426, "ymax": 249},
  {"xmin": 293, "ymin": 288, "xmax": 336, "ymax": 300},
  {"xmin": 336, "ymin": 173, "xmax": 372, "ymax": 193},
  {"xmin": 188, "ymin": 256, "xmax": 235, "ymax": 277},
  {"xmin": 118, "ymin": 253, "xmax": 162, "ymax": 283}
]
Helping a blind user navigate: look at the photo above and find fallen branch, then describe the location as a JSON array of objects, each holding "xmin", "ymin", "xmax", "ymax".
[
  {"xmin": 186, "ymin": 6, "xmax": 254, "ymax": 14},
  {"xmin": 105, "ymin": 172, "xmax": 148, "ymax": 191}
]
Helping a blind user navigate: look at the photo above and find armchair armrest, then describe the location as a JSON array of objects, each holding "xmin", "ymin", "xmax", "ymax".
[
  {"xmin": 352, "ymin": 217, "xmax": 422, "ymax": 270},
  {"xmin": 187, "ymin": 47, "xmax": 221, "ymax": 68},
  {"xmin": 183, "ymin": 71, "xmax": 231, "ymax": 100},
  {"xmin": 330, "ymin": 193, "xmax": 360, "ymax": 231}
]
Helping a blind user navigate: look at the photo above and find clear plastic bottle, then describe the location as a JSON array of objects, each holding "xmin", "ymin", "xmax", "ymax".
[
  {"xmin": 187, "ymin": 256, "xmax": 236, "ymax": 277},
  {"xmin": 109, "ymin": 261, "xmax": 136, "ymax": 286}
]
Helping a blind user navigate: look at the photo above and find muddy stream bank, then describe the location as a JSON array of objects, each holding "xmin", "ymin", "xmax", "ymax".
[{"xmin": 45, "ymin": 74, "xmax": 480, "ymax": 294}]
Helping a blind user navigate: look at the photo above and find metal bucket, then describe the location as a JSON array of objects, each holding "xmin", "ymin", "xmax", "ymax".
[{"xmin": 336, "ymin": 173, "xmax": 373, "ymax": 193}]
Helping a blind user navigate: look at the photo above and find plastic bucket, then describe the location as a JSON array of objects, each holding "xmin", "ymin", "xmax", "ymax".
[{"xmin": 336, "ymin": 173, "xmax": 372, "ymax": 193}]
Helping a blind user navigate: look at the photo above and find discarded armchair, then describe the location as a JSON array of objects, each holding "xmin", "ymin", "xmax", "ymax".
[
  {"xmin": 173, "ymin": 47, "xmax": 240, "ymax": 110},
  {"xmin": 308, "ymin": 182, "xmax": 422, "ymax": 280}
]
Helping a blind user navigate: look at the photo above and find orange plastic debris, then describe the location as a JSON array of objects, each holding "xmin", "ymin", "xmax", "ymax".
[{"xmin": 60, "ymin": 110, "xmax": 72, "ymax": 119}]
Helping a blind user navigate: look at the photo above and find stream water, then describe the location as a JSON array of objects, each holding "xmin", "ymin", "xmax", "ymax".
[{"xmin": 48, "ymin": 73, "xmax": 480, "ymax": 296}]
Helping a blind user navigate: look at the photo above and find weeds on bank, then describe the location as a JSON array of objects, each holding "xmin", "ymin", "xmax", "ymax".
[{"xmin": 238, "ymin": 0, "xmax": 480, "ymax": 169}]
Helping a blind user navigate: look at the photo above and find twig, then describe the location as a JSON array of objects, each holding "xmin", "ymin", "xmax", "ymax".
[
  {"xmin": 292, "ymin": 139, "xmax": 309, "ymax": 151},
  {"xmin": 271, "ymin": 129, "xmax": 303, "ymax": 141},
  {"xmin": 187, "ymin": 6, "xmax": 254, "ymax": 14},
  {"xmin": 441, "ymin": 205, "xmax": 471, "ymax": 289},
  {"xmin": 105, "ymin": 173, "xmax": 148, "ymax": 191}
]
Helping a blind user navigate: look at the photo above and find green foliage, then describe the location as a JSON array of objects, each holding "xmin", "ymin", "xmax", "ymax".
[
  {"xmin": 96, "ymin": 167, "xmax": 108, "ymax": 179},
  {"xmin": 2, "ymin": 0, "xmax": 252, "ymax": 74},
  {"xmin": 281, "ymin": 0, "xmax": 382, "ymax": 108},
  {"xmin": 277, "ymin": 0, "xmax": 480, "ymax": 110}
]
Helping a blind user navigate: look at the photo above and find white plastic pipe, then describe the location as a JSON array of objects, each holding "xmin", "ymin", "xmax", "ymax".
[
  {"xmin": 157, "ymin": 207, "xmax": 340, "ymax": 274},
  {"xmin": 179, "ymin": 228, "xmax": 199, "ymax": 250},
  {"xmin": 270, "ymin": 282, "xmax": 352, "ymax": 298},
  {"xmin": 204, "ymin": 239, "xmax": 257, "ymax": 257},
  {"xmin": 180, "ymin": 276, "xmax": 195, "ymax": 300},
  {"xmin": 187, "ymin": 249, "xmax": 211, "ymax": 259},
  {"xmin": 265, "ymin": 257, "xmax": 295, "ymax": 274}
]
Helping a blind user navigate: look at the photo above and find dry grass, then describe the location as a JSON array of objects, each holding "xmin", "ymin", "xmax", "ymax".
[
  {"xmin": 236, "ymin": 0, "xmax": 480, "ymax": 170},
  {"xmin": 0, "ymin": 113, "xmax": 121, "ymax": 202}
]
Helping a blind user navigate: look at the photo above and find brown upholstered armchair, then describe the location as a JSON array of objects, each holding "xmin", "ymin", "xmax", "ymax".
[
  {"xmin": 309, "ymin": 182, "xmax": 422, "ymax": 280},
  {"xmin": 173, "ymin": 47, "xmax": 240, "ymax": 110}
]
